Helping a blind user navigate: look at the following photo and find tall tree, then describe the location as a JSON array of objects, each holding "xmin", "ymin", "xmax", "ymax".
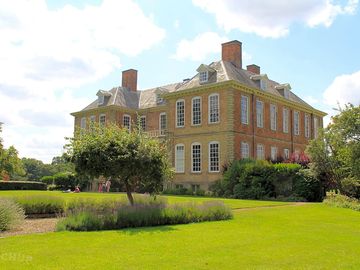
[
  {"xmin": 66, "ymin": 124, "xmax": 173, "ymax": 205},
  {"xmin": 307, "ymin": 104, "xmax": 360, "ymax": 197}
]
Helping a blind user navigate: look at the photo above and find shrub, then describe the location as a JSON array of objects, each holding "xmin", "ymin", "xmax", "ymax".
[
  {"xmin": 53, "ymin": 172, "xmax": 76, "ymax": 189},
  {"xmin": 0, "ymin": 198, "xmax": 25, "ymax": 231},
  {"xmin": 323, "ymin": 192, "xmax": 360, "ymax": 211},
  {"xmin": 40, "ymin": 176, "xmax": 54, "ymax": 185},
  {"xmin": 13, "ymin": 195, "xmax": 65, "ymax": 215},
  {"xmin": 232, "ymin": 160, "xmax": 275, "ymax": 199},
  {"xmin": 294, "ymin": 169, "xmax": 323, "ymax": 202},
  {"xmin": 341, "ymin": 177, "xmax": 360, "ymax": 199},
  {"xmin": 162, "ymin": 187, "xmax": 206, "ymax": 196},
  {"xmin": 0, "ymin": 181, "xmax": 46, "ymax": 190},
  {"xmin": 56, "ymin": 196, "xmax": 232, "ymax": 231}
]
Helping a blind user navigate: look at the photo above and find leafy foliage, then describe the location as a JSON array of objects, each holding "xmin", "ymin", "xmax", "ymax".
[
  {"xmin": 66, "ymin": 124, "xmax": 173, "ymax": 204},
  {"xmin": 323, "ymin": 192, "xmax": 360, "ymax": 211},
  {"xmin": 307, "ymin": 104, "xmax": 360, "ymax": 198},
  {"xmin": 210, "ymin": 159, "xmax": 323, "ymax": 201},
  {"xmin": 14, "ymin": 195, "xmax": 65, "ymax": 215}
]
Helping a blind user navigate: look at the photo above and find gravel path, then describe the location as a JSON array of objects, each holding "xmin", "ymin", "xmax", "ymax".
[{"xmin": 0, "ymin": 218, "xmax": 58, "ymax": 238}]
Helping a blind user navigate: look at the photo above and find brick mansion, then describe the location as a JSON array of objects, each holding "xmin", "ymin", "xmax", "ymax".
[{"xmin": 71, "ymin": 40, "xmax": 326, "ymax": 190}]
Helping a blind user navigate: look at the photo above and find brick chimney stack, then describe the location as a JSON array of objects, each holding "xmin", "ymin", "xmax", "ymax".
[
  {"xmin": 122, "ymin": 69, "xmax": 138, "ymax": 92},
  {"xmin": 246, "ymin": 64, "xmax": 260, "ymax": 75},
  {"xmin": 221, "ymin": 40, "xmax": 242, "ymax": 69}
]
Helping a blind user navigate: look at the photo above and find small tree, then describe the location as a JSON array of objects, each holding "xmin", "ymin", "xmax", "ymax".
[{"xmin": 66, "ymin": 124, "xmax": 173, "ymax": 205}]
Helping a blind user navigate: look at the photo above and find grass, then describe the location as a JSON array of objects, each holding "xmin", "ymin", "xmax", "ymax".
[
  {"xmin": 0, "ymin": 190, "xmax": 288, "ymax": 210},
  {"xmin": 0, "ymin": 203, "xmax": 360, "ymax": 269}
]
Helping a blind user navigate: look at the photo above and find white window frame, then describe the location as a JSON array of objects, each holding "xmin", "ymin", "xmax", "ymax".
[
  {"xmin": 294, "ymin": 111, "xmax": 300, "ymax": 136},
  {"xmin": 99, "ymin": 114, "xmax": 106, "ymax": 126},
  {"xmin": 191, "ymin": 96, "xmax": 202, "ymax": 126},
  {"xmin": 256, "ymin": 144, "xmax": 265, "ymax": 160},
  {"xmin": 256, "ymin": 100, "xmax": 264, "ymax": 128},
  {"xmin": 241, "ymin": 142, "xmax": 249, "ymax": 159},
  {"xmin": 80, "ymin": 117, "xmax": 86, "ymax": 129},
  {"xmin": 199, "ymin": 71, "xmax": 208, "ymax": 83},
  {"xmin": 123, "ymin": 114, "xmax": 131, "ymax": 131},
  {"xmin": 208, "ymin": 141, "xmax": 220, "ymax": 173},
  {"xmin": 159, "ymin": 112, "xmax": 167, "ymax": 136},
  {"xmin": 208, "ymin": 93, "xmax": 220, "ymax": 124},
  {"xmin": 305, "ymin": 114, "xmax": 310, "ymax": 138},
  {"xmin": 283, "ymin": 108, "xmax": 289, "ymax": 133},
  {"xmin": 271, "ymin": 146, "xmax": 278, "ymax": 161},
  {"xmin": 314, "ymin": 117, "xmax": 319, "ymax": 139},
  {"xmin": 241, "ymin": 95, "xmax": 249, "ymax": 125},
  {"xmin": 284, "ymin": 148, "xmax": 290, "ymax": 160},
  {"xmin": 175, "ymin": 144, "xmax": 185, "ymax": 173},
  {"xmin": 191, "ymin": 142, "xmax": 201, "ymax": 173},
  {"xmin": 176, "ymin": 99, "xmax": 185, "ymax": 128},
  {"xmin": 140, "ymin": 115, "xmax": 146, "ymax": 131},
  {"xmin": 270, "ymin": 104, "xmax": 277, "ymax": 131}
]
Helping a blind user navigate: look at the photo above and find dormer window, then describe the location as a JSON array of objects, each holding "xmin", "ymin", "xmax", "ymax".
[
  {"xmin": 275, "ymin": 84, "xmax": 291, "ymax": 100},
  {"xmin": 260, "ymin": 79, "xmax": 266, "ymax": 91},
  {"xmin": 199, "ymin": 71, "xmax": 208, "ymax": 83},
  {"xmin": 250, "ymin": 74, "xmax": 268, "ymax": 91},
  {"xmin": 98, "ymin": 95, "xmax": 104, "ymax": 105},
  {"xmin": 156, "ymin": 93, "xmax": 164, "ymax": 104},
  {"xmin": 196, "ymin": 64, "xmax": 215, "ymax": 84},
  {"xmin": 284, "ymin": 89, "xmax": 290, "ymax": 99}
]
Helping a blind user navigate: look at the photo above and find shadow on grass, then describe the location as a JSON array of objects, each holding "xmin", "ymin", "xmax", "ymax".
[{"xmin": 118, "ymin": 225, "xmax": 177, "ymax": 235}]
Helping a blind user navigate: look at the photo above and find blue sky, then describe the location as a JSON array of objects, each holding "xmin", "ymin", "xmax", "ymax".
[{"xmin": 0, "ymin": 0, "xmax": 359, "ymax": 162}]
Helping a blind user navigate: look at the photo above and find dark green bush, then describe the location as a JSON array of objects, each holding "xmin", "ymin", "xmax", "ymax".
[
  {"xmin": 211, "ymin": 159, "xmax": 324, "ymax": 202},
  {"xmin": 0, "ymin": 181, "xmax": 46, "ymax": 190},
  {"xmin": 56, "ymin": 196, "xmax": 232, "ymax": 231},
  {"xmin": 294, "ymin": 169, "xmax": 323, "ymax": 202},
  {"xmin": 341, "ymin": 177, "xmax": 360, "ymax": 199},
  {"xmin": 13, "ymin": 195, "xmax": 65, "ymax": 215},
  {"xmin": 0, "ymin": 198, "xmax": 25, "ymax": 231}
]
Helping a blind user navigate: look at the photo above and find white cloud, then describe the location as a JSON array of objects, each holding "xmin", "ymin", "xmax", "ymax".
[
  {"xmin": 193, "ymin": 0, "xmax": 358, "ymax": 38},
  {"xmin": 0, "ymin": 0, "xmax": 165, "ymax": 162},
  {"xmin": 304, "ymin": 95, "xmax": 320, "ymax": 105},
  {"xmin": 323, "ymin": 70, "xmax": 360, "ymax": 107},
  {"xmin": 172, "ymin": 32, "xmax": 227, "ymax": 61}
]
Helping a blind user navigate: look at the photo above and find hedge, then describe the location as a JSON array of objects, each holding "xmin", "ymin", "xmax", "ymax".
[{"xmin": 0, "ymin": 181, "xmax": 47, "ymax": 190}]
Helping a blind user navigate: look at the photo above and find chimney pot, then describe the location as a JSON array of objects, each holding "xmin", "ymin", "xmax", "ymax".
[
  {"xmin": 221, "ymin": 40, "xmax": 242, "ymax": 69},
  {"xmin": 122, "ymin": 69, "xmax": 138, "ymax": 92},
  {"xmin": 247, "ymin": 64, "xmax": 260, "ymax": 75}
]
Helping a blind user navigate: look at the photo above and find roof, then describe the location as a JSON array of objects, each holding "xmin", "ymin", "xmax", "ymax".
[{"xmin": 76, "ymin": 60, "xmax": 319, "ymax": 113}]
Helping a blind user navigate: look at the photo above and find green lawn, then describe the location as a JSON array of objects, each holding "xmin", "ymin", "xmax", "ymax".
[
  {"xmin": 0, "ymin": 190, "xmax": 287, "ymax": 209},
  {"xmin": 1, "ymin": 192, "xmax": 360, "ymax": 269}
]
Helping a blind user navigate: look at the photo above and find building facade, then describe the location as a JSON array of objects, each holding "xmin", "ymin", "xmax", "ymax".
[{"xmin": 71, "ymin": 40, "xmax": 326, "ymax": 191}]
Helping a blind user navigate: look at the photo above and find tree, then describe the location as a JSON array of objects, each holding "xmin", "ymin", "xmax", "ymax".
[
  {"xmin": 22, "ymin": 158, "xmax": 52, "ymax": 181},
  {"xmin": 0, "ymin": 146, "xmax": 25, "ymax": 179},
  {"xmin": 307, "ymin": 104, "xmax": 360, "ymax": 197},
  {"xmin": 66, "ymin": 124, "xmax": 173, "ymax": 205}
]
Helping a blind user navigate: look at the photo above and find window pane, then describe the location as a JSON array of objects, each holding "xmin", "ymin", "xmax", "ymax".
[
  {"xmin": 175, "ymin": 145, "xmax": 185, "ymax": 173},
  {"xmin": 209, "ymin": 142, "xmax": 219, "ymax": 172},
  {"xmin": 241, "ymin": 142, "xmax": 249, "ymax": 159},
  {"xmin": 270, "ymin": 104, "xmax": 277, "ymax": 131},
  {"xmin": 192, "ymin": 144, "xmax": 201, "ymax": 172},
  {"xmin": 283, "ymin": 108, "xmax": 289, "ymax": 133},
  {"xmin": 209, "ymin": 95, "xmax": 219, "ymax": 123},
  {"xmin": 192, "ymin": 97, "xmax": 201, "ymax": 125},
  {"xmin": 241, "ymin": 96, "xmax": 248, "ymax": 124},
  {"xmin": 123, "ymin": 115, "xmax": 131, "ymax": 130},
  {"xmin": 176, "ymin": 100, "xmax": 185, "ymax": 127},
  {"xmin": 160, "ymin": 113, "xmax": 167, "ymax": 135},
  {"xmin": 256, "ymin": 100, "xmax": 264, "ymax": 128}
]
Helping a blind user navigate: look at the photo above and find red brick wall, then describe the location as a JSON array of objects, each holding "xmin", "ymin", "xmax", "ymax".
[{"xmin": 122, "ymin": 69, "xmax": 137, "ymax": 92}]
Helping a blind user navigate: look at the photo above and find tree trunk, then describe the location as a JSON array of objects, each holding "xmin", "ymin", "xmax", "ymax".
[{"xmin": 125, "ymin": 181, "xmax": 134, "ymax": 206}]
